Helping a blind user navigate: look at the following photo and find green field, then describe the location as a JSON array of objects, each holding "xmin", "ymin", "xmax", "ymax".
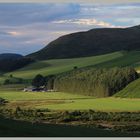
[
  {"xmin": 93, "ymin": 51, "xmax": 140, "ymax": 68},
  {"xmin": 0, "ymin": 91, "xmax": 140, "ymax": 111},
  {"xmin": 0, "ymin": 91, "xmax": 89, "ymax": 101},
  {"xmin": 6, "ymin": 51, "xmax": 124, "ymax": 79},
  {"xmin": 40, "ymin": 97, "xmax": 140, "ymax": 111}
]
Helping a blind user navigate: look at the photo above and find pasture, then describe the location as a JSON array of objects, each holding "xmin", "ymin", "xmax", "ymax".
[{"xmin": 0, "ymin": 91, "xmax": 140, "ymax": 112}]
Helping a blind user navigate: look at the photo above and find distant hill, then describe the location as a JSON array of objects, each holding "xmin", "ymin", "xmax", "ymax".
[
  {"xmin": 28, "ymin": 25, "xmax": 140, "ymax": 60},
  {"xmin": 0, "ymin": 53, "xmax": 34, "ymax": 72},
  {"xmin": 0, "ymin": 53, "xmax": 23, "ymax": 60}
]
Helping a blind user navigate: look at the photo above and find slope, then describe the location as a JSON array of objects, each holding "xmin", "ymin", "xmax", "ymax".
[
  {"xmin": 0, "ymin": 53, "xmax": 23, "ymax": 60},
  {"xmin": 114, "ymin": 78, "xmax": 140, "ymax": 98},
  {"xmin": 6, "ymin": 51, "xmax": 123, "ymax": 79},
  {"xmin": 28, "ymin": 25, "xmax": 140, "ymax": 60}
]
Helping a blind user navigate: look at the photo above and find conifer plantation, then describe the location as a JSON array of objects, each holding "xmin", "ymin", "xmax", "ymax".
[{"xmin": 53, "ymin": 67, "xmax": 138, "ymax": 97}]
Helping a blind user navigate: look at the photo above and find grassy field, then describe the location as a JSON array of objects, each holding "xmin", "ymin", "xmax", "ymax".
[
  {"xmin": 93, "ymin": 51, "xmax": 140, "ymax": 68},
  {"xmin": 0, "ymin": 91, "xmax": 89, "ymax": 101},
  {"xmin": 115, "ymin": 78, "xmax": 140, "ymax": 98},
  {"xmin": 0, "ymin": 91, "xmax": 140, "ymax": 111},
  {"xmin": 39, "ymin": 97, "xmax": 140, "ymax": 111},
  {"xmin": 6, "ymin": 51, "xmax": 124, "ymax": 79}
]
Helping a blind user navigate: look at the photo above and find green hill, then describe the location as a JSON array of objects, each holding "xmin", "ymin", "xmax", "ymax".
[
  {"xmin": 6, "ymin": 51, "xmax": 140, "ymax": 80},
  {"xmin": 114, "ymin": 78, "xmax": 140, "ymax": 98},
  {"xmin": 28, "ymin": 25, "xmax": 140, "ymax": 60},
  {"xmin": 7, "ymin": 51, "xmax": 123, "ymax": 79},
  {"xmin": 93, "ymin": 51, "xmax": 140, "ymax": 68}
]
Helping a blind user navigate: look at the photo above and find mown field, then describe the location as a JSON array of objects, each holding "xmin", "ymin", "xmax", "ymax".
[{"xmin": 0, "ymin": 91, "xmax": 140, "ymax": 112}]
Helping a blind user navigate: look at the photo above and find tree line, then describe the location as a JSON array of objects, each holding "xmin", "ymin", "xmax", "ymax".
[{"xmin": 32, "ymin": 67, "xmax": 138, "ymax": 97}]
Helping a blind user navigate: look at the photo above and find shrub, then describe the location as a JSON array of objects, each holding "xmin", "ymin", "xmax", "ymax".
[
  {"xmin": 0, "ymin": 98, "xmax": 8, "ymax": 105},
  {"xmin": 32, "ymin": 74, "xmax": 46, "ymax": 88}
]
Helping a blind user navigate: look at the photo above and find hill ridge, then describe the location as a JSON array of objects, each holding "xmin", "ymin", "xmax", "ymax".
[{"xmin": 28, "ymin": 24, "xmax": 140, "ymax": 60}]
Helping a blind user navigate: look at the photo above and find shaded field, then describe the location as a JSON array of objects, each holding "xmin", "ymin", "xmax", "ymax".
[
  {"xmin": 0, "ymin": 117, "xmax": 139, "ymax": 137},
  {"xmin": 0, "ymin": 91, "xmax": 140, "ymax": 111}
]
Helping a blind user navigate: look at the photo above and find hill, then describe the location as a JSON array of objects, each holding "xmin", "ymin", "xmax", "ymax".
[
  {"xmin": 28, "ymin": 25, "xmax": 140, "ymax": 60},
  {"xmin": 7, "ymin": 51, "xmax": 140, "ymax": 80},
  {"xmin": 0, "ymin": 57, "xmax": 34, "ymax": 72},
  {"xmin": 114, "ymin": 78, "xmax": 140, "ymax": 98},
  {"xmin": 0, "ymin": 53, "xmax": 23, "ymax": 60},
  {"xmin": 7, "ymin": 51, "xmax": 123, "ymax": 79}
]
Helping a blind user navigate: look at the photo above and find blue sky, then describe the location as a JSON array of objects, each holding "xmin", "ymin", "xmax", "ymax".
[{"xmin": 0, "ymin": 3, "xmax": 140, "ymax": 55}]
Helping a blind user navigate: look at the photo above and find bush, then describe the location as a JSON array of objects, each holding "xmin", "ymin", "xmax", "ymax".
[
  {"xmin": 32, "ymin": 74, "xmax": 46, "ymax": 88},
  {"xmin": 0, "ymin": 98, "xmax": 8, "ymax": 105}
]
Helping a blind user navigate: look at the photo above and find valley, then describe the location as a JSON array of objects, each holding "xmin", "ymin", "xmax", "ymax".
[{"xmin": 0, "ymin": 25, "xmax": 140, "ymax": 137}]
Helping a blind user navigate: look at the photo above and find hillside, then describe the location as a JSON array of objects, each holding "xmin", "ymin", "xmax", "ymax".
[
  {"xmin": 0, "ymin": 53, "xmax": 23, "ymax": 60},
  {"xmin": 6, "ymin": 51, "xmax": 140, "ymax": 80},
  {"xmin": 114, "ymin": 78, "xmax": 140, "ymax": 98},
  {"xmin": 7, "ymin": 51, "xmax": 123, "ymax": 79},
  {"xmin": 28, "ymin": 25, "xmax": 140, "ymax": 60},
  {"xmin": 0, "ymin": 57, "xmax": 34, "ymax": 72}
]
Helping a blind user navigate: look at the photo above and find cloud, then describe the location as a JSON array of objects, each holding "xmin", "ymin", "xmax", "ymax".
[
  {"xmin": 7, "ymin": 31, "xmax": 21, "ymax": 36},
  {"xmin": 53, "ymin": 19, "xmax": 123, "ymax": 28}
]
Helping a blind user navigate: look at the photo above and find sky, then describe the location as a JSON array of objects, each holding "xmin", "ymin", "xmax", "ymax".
[{"xmin": 0, "ymin": 2, "xmax": 140, "ymax": 55}]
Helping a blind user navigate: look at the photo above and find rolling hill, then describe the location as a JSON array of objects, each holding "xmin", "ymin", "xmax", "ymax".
[
  {"xmin": 0, "ymin": 50, "xmax": 137, "ymax": 83},
  {"xmin": 6, "ymin": 51, "xmax": 140, "ymax": 80},
  {"xmin": 7, "ymin": 51, "xmax": 124, "ymax": 79},
  {"xmin": 28, "ymin": 25, "xmax": 140, "ymax": 60}
]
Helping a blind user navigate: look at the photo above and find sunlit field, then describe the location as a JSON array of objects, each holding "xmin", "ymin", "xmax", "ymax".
[{"xmin": 0, "ymin": 91, "xmax": 139, "ymax": 112}]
